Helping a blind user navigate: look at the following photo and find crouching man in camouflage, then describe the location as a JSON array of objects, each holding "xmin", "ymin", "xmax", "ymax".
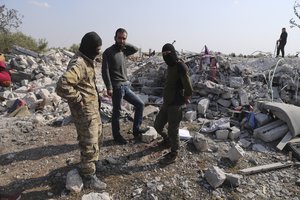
[{"xmin": 55, "ymin": 32, "xmax": 106, "ymax": 190}]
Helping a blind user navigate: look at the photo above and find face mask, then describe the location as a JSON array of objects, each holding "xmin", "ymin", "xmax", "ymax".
[
  {"xmin": 163, "ymin": 53, "xmax": 177, "ymax": 66},
  {"xmin": 79, "ymin": 32, "xmax": 102, "ymax": 60}
]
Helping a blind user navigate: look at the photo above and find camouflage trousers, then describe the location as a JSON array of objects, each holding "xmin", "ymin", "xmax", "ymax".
[
  {"xmin": 154, "ymin": 104, "xmax": 183, "ymax": 153},
  {"xmin": 70, "ymin": 103, "xmax": 103, "ymax": 176}
]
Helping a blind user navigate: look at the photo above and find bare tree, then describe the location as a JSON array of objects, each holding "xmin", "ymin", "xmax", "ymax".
[
  {"xmin": 0, "ymin": 5, "xmax": 23, "ymax": 34},
  {"xmin": 290, "ymin": 1, "xmax": 300, "ymax": 29}
]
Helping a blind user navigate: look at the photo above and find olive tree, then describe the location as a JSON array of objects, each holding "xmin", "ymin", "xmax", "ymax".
[
  {"xmin": 0, "ymin": 5, "xmax": 23, "ymax": 34},
  {"xmin": 290, "ymin": 1, "xmax": 300, "ymax": 29}
]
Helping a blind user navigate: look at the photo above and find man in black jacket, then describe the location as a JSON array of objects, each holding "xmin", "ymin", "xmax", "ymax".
[
  {"xmin": 154, "ymin": 43, "xmax": 193, "ymax": 165},
  {"xmin": 276, "ymin": 28, "xmax": 288, "ymax": 58}
]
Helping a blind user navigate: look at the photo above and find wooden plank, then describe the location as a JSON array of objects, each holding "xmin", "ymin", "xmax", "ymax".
[
  {"xmin": 239, "ymin": 161, "xmax": 293, "ymax": 175},
  {"xmin": 276, "ymin": 131, "xmax": 293, "ymax": 150}
]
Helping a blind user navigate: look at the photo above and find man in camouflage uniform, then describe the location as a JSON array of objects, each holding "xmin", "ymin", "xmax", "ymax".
[
  {"xmin": 154, "ymin": 43, "xmax": 193, "ymax": 165},
  {"xmin": 55, "ymin": 32, "xmax": 106, "ymax": 190}
]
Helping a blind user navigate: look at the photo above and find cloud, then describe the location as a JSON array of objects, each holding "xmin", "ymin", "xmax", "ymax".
[{"xmin": 28, "ymin": 0, "xmax": 50, "ymax": 8}]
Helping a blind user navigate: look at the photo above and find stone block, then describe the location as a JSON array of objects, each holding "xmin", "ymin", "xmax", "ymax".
[
  {"xmin": 229, "ymin": 126, "xmax": 241, "ymax": 140},
  {"xmin": 225, "ymin": 173, "xmax": 243, "ymax": 187},
  {"xmin": 141, "ymin": 126, "xmax": 157, "ymax": 143},
  {"xmin": 65, "ymin": 169, "xmax": 83, "ymax": 193},
  {"xmin": 197, "ymin": 98, "xmax": 210, "ymax": 115},
  {"xmin": 193, "ymin": 133, "xmax": 209, "ymax": 151},
  {"xmin": 238, "ymin": 89, "xmax": 249, "ymax": 106},
  {"xmin": 227, "ymin": 143, "xmax": 245, "ymax": 161},
  {"xmin": 215, "ymin": 129, "xmax": 229, "ymax": 140},
  {"xmin": 204, "ymin": 166, "xmax": 226, "ymax": 188},
  {"xmin": 185, "ymin": 110, "xmax": 197, "ymax": 122}
]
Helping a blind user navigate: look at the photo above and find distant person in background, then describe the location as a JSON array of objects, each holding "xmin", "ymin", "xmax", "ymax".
[
  {"xmin": 154, "ymin": 43, "xmax": 193, "ymax": 165},
  {"xmin": 0, "ymin": 61, "xmax": 11, "ymax": 87},
  {"xmin": 55, "ymin": 32, "xmax": 106, "ymax": 191},
  {"xmin": 276, "ymin": 28, "xmax": 288, "ymax": 58},
  {"xmin": 102, "ymin": 28, "xmax": 147, "ymax": 145}
]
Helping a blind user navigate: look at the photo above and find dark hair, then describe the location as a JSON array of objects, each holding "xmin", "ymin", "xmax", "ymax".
[{"xmin": 115, "ymin": 28, "xmax": 127, "ymax": 37}]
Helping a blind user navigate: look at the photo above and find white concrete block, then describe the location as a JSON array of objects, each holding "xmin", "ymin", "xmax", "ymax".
[{"xmin": 141, "ymin": 126, "xmax": 157, "ymax": 143}]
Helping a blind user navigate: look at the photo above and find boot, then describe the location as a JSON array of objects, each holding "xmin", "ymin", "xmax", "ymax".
[
  {"xmin": 82, "ymin": 174, "xmax": 107, "ymax": 190},
  {"xmin": 114, "ymin": 135, "xmax": 127, "ymax": 145},
  {"xmin": 159, "ymin": 151, "xmax": 178, "ymax": 165},
  {"xmin": 157, "ymin": 138, "xmax": 171, "ymax": 149}
]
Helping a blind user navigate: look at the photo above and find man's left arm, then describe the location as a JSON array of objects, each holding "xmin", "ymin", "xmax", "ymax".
[
  {"xmin": 124, "ymin": 43, "xmax": 138, "ymax": 56},
  {"xmin": 179, "ymin": 62, "xmax": 193, "ymax": 103}
]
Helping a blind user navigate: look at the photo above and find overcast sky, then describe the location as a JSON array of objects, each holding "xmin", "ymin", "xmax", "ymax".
[{"xmin": 2, "ymin": 0, "xmax": 300, "ymax": 55}]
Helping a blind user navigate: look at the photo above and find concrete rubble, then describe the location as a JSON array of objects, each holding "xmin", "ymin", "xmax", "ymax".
[{"xmin": 1, "ymin": 45, "xmax": 300, "ymax": 197}]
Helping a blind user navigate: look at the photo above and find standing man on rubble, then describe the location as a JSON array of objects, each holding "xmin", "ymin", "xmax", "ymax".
[
  {"xmin": 102, "ymin": 28, "xmax": 148, "ymax": 145},
  {"xmin": 276, "ymin": 27, "xmax": 288, "ymax": 58},
  {"xmin": 154, "ymin": 43, "xmax": 193, "ymax": 165},
  {"xmin": 55, "ymin": 32, "xmax": 106, "ymax": 191}
]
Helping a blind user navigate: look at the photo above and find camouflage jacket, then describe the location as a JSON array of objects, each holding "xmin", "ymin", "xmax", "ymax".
[{"xmin": 55, "ymin": 51, "xmax": 100, "ymax": 111}]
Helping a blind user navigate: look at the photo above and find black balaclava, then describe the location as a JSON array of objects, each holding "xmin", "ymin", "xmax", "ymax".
[
  {"xmin": 162, "ymin": 43, "xmax": 178, "ymax": 66},
  {"xmin": 79, "ymin": 32, "xmax": 102, "ymax": 60}
]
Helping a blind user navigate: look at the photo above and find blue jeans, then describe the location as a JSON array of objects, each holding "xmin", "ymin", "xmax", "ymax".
[{"xmin": 112, "ymin": 85, "xmax": 144, "ymax": 138}]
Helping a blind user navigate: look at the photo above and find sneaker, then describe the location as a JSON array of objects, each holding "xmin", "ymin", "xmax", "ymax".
[
  {"xmin": 133, "ymin": 127, "xmax": 150, "ymax": 136},
  {"xmin": 83, "ymin": 174, "xmax": 107, "ymax": 190},
  {"xmin": 159, "ymin": 151, "xmax": 178, "ymax": 165},
  {"xmin": 114, "ymin": 136, "xmax": 127, "ymax": 145}
]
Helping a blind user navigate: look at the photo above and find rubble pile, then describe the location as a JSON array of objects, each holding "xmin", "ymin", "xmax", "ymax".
[
  {"xmin": 1, "ymin": 46, "xmax": 300, "ymax": 199},
  {"xmin": 2, "ymin": 46, "xmax": 300, "ymax": 153}
]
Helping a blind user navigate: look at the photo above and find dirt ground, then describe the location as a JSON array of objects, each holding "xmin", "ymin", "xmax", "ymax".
[{"xmin": 0, "ymin": 115, "xmax": 300, "ymax": 200}]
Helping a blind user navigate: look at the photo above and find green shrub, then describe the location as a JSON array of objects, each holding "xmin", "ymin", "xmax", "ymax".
[{"xmin": 0, "ymin": 32, "xmax": 48, "ymax": 53}]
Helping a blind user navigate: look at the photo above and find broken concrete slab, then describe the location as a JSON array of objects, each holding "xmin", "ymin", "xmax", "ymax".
[
  {"xmin": 253, "ymin": 119, "xmax": 285, "ymax": 138},
  {"xmin": 256, "ymin": 123, "xmax": 289, "ymax": 142},
  {"xmin": 224, "ymin": 173, "xmax": 243, "ymax": 187},
  {"xmin": 256, "ymin": 101, "xmax": 300, "ymax": 137},
  {"xmin": 204, "ymin": 166, "xmax": 226, "ymax": 188},
  {"xmin": 227, "ymin": 143, "xmax": 245, "ymax": 162}
]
